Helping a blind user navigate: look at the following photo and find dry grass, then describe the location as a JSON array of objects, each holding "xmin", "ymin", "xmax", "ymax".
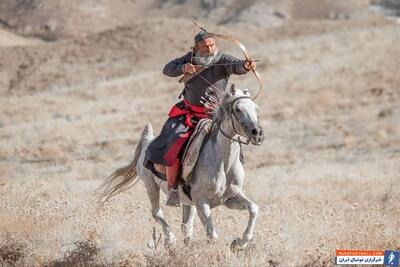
[{"xmin": 0, "ymin": 231, "xmax": 397, "ymax": 266}]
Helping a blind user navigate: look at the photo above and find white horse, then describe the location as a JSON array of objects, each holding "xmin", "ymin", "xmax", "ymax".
[{"xmin": 98, "ymin": 84, "xmax": 264, "ymax": 249}]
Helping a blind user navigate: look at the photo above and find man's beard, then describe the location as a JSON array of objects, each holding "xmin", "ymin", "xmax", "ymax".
[{"xmin": 192, "ymin": 48, "xmax": 221, "ymax": 66}]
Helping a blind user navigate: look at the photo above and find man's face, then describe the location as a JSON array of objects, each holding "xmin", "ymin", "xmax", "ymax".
[{"xmin": 196, "ymin": 38, "xmax": 217, "ymax": 56}]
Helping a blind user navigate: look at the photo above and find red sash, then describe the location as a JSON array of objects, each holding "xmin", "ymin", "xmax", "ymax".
[
  {"xmin": 168, "ymin": 99, "xmax": 210, "ymax": 127},
  {"xmin": 163, "ymin": 100, "xmax": 210, "ymax": 166}
]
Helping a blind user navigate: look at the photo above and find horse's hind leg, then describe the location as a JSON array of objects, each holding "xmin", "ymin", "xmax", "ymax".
[
  {"xmin": 142, "ymin": 176, "xmax": 176, "ymax": 245},
  {"xmin": 225, "ymin": 191, "xmax": 258, "ymax": 249},
  {"xmin": 181, "ymin": 205, "xmax": 196, "ymax": 242}
]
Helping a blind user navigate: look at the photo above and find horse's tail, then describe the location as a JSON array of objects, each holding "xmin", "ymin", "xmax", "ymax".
[{"xmin": 96, "ymin": 124, "xmax": 153, "ymax": 204}]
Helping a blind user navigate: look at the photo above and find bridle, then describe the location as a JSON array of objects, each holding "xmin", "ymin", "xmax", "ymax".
[{"xmin": 217, "ymin": 95, "xmax": 254, "ymax": 145}]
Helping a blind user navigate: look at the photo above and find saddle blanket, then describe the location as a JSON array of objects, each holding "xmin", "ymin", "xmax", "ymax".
[{"xmin": 181, "ymin": 118, "xmax": 212, "ymax": 182}]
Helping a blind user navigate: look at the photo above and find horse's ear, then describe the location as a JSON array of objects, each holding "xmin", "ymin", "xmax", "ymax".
[{"xmin": 230, "ymin": 84, "xmax": 236, "ymax": 95}]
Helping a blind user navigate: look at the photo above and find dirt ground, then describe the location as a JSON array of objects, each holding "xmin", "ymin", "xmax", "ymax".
[{"xmin": 0, "ymin": 0, "xmax": 399, "ymax": 266}]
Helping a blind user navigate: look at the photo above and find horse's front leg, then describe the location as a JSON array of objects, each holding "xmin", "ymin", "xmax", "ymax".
[
  {"xmin": 196, "ymin": 199, "xmax": 218, "ymax": 240},
  {"xmin": 225, "ymin": 191, "xmax": 258, "ymax": 249}
]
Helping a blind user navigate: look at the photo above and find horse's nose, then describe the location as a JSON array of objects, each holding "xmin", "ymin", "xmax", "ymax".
[
  {"xmin": 251, "ymin": 126, "xmax": 264, "ymax": 137},
  {"xmin": 250, "ymin": 126, "xmax": 264, "ymax": 144}
]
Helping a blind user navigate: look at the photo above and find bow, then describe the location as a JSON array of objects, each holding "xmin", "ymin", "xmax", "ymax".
[{"xmin": 192, "ymin": 20, "xmax": 263, "ymax": 100}]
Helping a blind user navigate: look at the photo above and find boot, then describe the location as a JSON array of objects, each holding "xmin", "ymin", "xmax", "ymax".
[
  {"xmin": 166, "ymin": 188, "xmax": 180, "ymax": 207},
  {"xmin": 166, "ymin": 159, "xmax": 181, "ymax": 207}
]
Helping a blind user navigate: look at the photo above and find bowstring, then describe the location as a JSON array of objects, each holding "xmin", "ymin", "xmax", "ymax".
[{"xmin": 189, "ymin": 23, "xmax": 223, "ymax": 111}]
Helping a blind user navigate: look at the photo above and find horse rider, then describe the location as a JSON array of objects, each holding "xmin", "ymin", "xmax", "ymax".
[{"xmin": 144, "ymin": 31, "xmax": 256, "ymax": 207}]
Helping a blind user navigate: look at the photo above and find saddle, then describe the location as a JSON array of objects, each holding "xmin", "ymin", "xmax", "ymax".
[
  {"xmin": 144, "ymin": 118, "xmax": 212, "ymax": 199},
  {"xmin": 145, "ymin": 118, "xmax": 212, "ymax": 178},
  {"xmin": 181, "ymin": 118, "xmax": 212, "ymax": 183}
]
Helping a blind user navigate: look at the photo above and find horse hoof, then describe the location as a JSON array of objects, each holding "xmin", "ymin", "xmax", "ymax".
[
  {"xmin": 184, "ymin": 236, "xmax": 192, "ymax": 244},
  {"xmin": 230, "ymin": 238, "xmax": 239, "ymax": 251},
  {"xmin": 230, "ymin": 238, "xmax": 247, "ymax": 251},
  {"xmin": 206, "ymin": 233, "xmax": 218, "ymax": 243},
  {"xmin": 165, "ymin": 234, "xmax": 176, "ymax": 247}
]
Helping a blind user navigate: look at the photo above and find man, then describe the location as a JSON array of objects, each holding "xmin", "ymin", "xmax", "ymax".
[{"xmin": 144, "ymin": 31, "xmax": 256, "ymax": 206}]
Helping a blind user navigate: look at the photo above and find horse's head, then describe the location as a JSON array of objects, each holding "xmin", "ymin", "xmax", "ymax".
[{"xmin": 217, "ymin": 84, "xmax": 264, "ymax": 145}]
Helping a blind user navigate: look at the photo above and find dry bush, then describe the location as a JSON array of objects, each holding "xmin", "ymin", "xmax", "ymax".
[
  {"xmin": 0, "ymin": 233, "xmax": 27, "ymax": 265},
  {"xmin": 46, "ymin": 239, "xmax": 104, "ymax": 267}
]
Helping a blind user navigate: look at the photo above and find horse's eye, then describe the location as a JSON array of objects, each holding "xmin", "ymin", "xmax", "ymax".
[{"xmin": 235, "ymin": 107, "xmax": 241, "ymax": 113}]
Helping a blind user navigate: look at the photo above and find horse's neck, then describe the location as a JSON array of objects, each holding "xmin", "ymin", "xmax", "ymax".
[{"xmin": 215, "ymin": 118, "xmax": 241, "ymax": 165}]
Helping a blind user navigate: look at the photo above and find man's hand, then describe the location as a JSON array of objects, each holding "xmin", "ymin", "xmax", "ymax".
[
  {"xmin": 182, "ymin": 63, "xmax": 197, "ymax": 74},
  {"xmin": 244, "ymin": 60, "xmax": 256, "ymax": 71}
]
